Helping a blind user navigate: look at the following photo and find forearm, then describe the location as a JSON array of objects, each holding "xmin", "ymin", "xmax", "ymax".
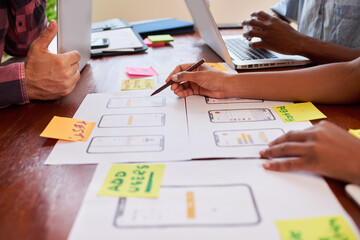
[
  {"xmin": 226, "ymin": 58, "xmax": 360, "ymax": 104},
  {"xmin": 0, "ymin": 63, "xmax": 29, "ymax": 108},
  {"xmin": 297, "ymin": 35, "xmax": 360, "ymax": 64}
]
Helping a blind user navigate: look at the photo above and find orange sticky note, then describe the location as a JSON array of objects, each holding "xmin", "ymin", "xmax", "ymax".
[
  {"xmin": 205, "ymin": 62, "xmax": 227, "ymax": 71},
  {"xmin": 40, "ymin": 116, "xmax": 95, "ymax": 142}
]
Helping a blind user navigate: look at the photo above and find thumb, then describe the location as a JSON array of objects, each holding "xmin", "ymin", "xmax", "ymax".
[
  {"xmin": 171, "ymin": 71, "xmax": 205, "ymax": 85},
  {"xmin": 35, "ymin": 20, "xmax": 58, "ymax": 49}
]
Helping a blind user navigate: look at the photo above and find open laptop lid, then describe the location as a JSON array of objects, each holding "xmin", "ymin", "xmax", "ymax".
[
  {"xmin": 54, "ymin": 0, "xmax": 92, "ymax": 71},
  {"xmin": 185, "ymin": 0, "xmax": 311, "ymax": 70},
  {"xmin": 185, "ymin": 0, "xmax": 235, "ymax": 69}
]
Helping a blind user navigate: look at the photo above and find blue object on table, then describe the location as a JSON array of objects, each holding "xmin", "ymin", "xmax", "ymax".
[{"xmin": 131, "ymin": 18, "xmax": 195, "ymax": 38}]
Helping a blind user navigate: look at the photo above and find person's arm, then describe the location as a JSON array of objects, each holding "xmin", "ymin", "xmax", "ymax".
[
  {"xmin": 261, "ymin": 121, "xmax": 360, "ymax": 185},
  {"xmin": 241, "ymin": 11, "xmax": 360, "ymax": 64},
  {"xmin": 167, "ymin": 57, "xmax": 360, "ymax": 104},
  {"xmin": 0, "ymin": 63, "xmax": 29, "ymax": 108}
]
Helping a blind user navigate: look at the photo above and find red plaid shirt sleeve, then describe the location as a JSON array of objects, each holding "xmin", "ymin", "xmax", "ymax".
[{"xmin": 0, "ymin": 0, "xmax": 47, "ymax": 108}]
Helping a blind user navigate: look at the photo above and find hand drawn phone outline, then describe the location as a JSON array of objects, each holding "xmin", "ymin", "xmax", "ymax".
[{"xmin": 208, "ymin": 108, "xmax": 275, "ymax": 123}]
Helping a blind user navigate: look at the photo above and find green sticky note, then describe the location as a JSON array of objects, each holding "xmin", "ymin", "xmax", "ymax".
[
  {"xmin": 148, "ymin": 34, "xmax": 174, "ymax": 43},
  {"xmin": 121, "ymin": 78, "xmax": 155, "ymax": 91},
  {"xmin": 275, "ymin": 215, "xmax": 359, "ymax": 240},
  {"xmin": 98, "ymin": 164, "xmax": 165, "ymax": 198},
  {"xmin": 273, "ymin": 102, "xmax": 326, "ymax": 123}
]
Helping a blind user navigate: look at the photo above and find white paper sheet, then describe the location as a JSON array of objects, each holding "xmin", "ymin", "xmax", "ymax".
[
  {"xmin": 185, "ymin": 96, "xmax": 313, "ymax": 159},
  {"xmin": 91, "ymin": 28, "xmax": 143, "ymax": 51},
  {"xmin": 44, "ymin": 92, "xmax": 190, "ymax": 164},
  {"xmin": 68, "ymin": 160, "xmax": 360, "ymax": 240}
]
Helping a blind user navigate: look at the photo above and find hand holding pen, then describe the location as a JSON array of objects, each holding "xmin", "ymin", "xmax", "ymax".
[
  {"xmin": 153, "ymin": 58, "xmax": 232, "ymax": 98},
  {"xmin": 151, "ymin": 58, "xmax": 206, "ymax": 96}
]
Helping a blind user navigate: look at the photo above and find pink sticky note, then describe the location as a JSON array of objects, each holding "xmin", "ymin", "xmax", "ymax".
[
  {"xmin": 143, "ymin": 38, "xmax": 166, "ymax": 47},
  {"xmin": 125, "ymin": 66, "xmax": 159, "ymax": 76}
]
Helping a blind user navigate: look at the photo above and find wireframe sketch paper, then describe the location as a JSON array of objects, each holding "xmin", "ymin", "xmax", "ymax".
[
  {"xmin": 185, "ymin": 96, "xmax": 313, "ymax": 159},
  {"xmin": 44, "ymin": 92, "xmax": 190, "ymax": 165},
  {"xmin": 68, "ymin": 160, "xmax": 360, "ymax": 240}
]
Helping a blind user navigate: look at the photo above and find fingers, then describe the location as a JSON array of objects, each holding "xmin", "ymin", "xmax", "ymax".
[
  {"xmin": 268, "ymin": 130, "xmax": 314, "ymax": 147},
  {"xmin": 34, "ymin": 20, "xmax": 58, "ymax": 49},
  {"xmin": 260, "ymin": 142, "xmax": 309, "ymax": 158},
  {"xmin": 171, "ymin": 71, "xmax": 207, "ymax": 86},
  {"xmin": 165, "ymin": 63, "xmax": 194, "ymax": 83},
  {"xmin": 241, "ymin": 18, "xmax": 266, "ymax": 29},
  {"xmin": 250, "ymin": 11, "xmax": 271, "ymax": 21},
  {"xmin": 262, "ymin": 158, "xmax": 307, "ymax": 172},
  {"xmin": 60, "ymin": 71, "xmax": 81, "ymax": 97},
  {"xmin": 243, "ymin": 29, "xmax": 266, "ymax": 41},
  {"xmin": 62, "ymin": 50, "xmax": 81, "ymax": 65}
]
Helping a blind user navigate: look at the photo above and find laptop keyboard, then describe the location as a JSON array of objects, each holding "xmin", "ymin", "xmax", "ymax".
[{"xmin": 224, "ymin": 38, "xmax": 278, "ymax": 61}]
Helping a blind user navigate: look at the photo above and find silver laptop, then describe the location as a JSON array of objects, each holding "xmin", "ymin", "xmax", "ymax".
[
  {"xmin": 49, "ymin": 0, "xmax": 91, "ymax": 71},
  {"xmin": 185, "ymin": 0, "xmax": 311, "ymax": 70}
]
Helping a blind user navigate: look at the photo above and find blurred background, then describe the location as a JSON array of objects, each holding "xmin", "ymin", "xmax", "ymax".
[{"xmin": 92, "ymin": 0, "xmax": 279, "ymax": 23}]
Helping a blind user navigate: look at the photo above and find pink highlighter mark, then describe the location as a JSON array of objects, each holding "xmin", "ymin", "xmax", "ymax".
[
  {"xmin": 143, "ymin": 38, "xmax": 166, "ymax": 47},
  {"xmin": 125, "ymin": 66, "xmax": 159, "ymax": 76}
]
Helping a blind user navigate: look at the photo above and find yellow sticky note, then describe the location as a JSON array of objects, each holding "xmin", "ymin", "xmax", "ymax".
[
  {"xmin": 121, "ymin": 78, "xmax": 155, "ymax": 91},
  {"xmin": 40, "ymin": 116, "xmax": 95, "ymax": 142},
  {"xmin": 273, "ymin": 102, "xmax": 326, "ymax": 123},
  {"xmin": 349, "ymin": 129, "xmax": 360, "ymax": 139},
  {"xmin": 98, "ymin": 164, "xmax": 165, "ymax": 198},
  {"xmin": 275, "ymin": 215, "xmax": 358, "ymax": 240},
  {"xmin": 205, "ymin": 62, "xmax": 227, "ymax": 71}
]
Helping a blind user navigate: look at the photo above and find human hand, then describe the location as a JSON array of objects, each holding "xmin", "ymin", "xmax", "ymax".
[
  {"xmin": 260, "ymin": 121, "xmax": 360, "ymax": 184},
  {"xmin": 241, "ymin": 11, "xmax": 303, "ymax": 55},
  {"xmin": 166, "ymin": 63, "xmax": 233, "ymax": 98},
  {"xmin": 25, "ymin": 20, "xmax": 81, "ymax": 100}
]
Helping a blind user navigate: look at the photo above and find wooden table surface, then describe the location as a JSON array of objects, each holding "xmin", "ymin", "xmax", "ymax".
[{"xmin": 0, "ymin": 31, "xmax": 359, "ymax": 240}]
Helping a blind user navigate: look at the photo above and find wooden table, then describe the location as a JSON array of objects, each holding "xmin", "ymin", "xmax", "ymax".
[{"xmin": 0, "ymin": 31, "xmax": 359, "ymax": 240}]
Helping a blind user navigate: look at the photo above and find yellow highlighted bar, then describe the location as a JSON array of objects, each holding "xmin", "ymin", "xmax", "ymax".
[
  {"xmin": 187, "ymin": 191, "xmax": 195, "ymax": 219},
  {"xmin": 247, "ymin": 134, "xmax": 254, "ymax": 144},
  {"xmin": 126, "ymin": 99, "xmax": 132, "ymax": 107},
  {"xmin": 127, "ymin": 116, "xmax": 134, "ymax": 126},
  {"xmin": 259, "ymin": 131, "xmax": 269, "ymax": 143},
  {"xmin": 241, "ymin": 133, "xmax": 248, "ymax": 144}
]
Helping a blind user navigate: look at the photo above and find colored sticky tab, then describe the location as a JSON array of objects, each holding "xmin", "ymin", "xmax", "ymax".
[
  {"xmin": 40, "ymin": 116, "xmax": 95, "ymax": 142},
  {"xmin": 144, "ymin": 38, "xmax": 166, "ymax": 47},
  {"xmin": 98, "ymin": 164, "xmax": 165, "ymax": 198},
  {"xmin": 349, "ymin": 129, "xmax": 360, "ymax": 139},
  {"xmin": 121, "ymin": 78, "xmax": 155, "ymax": 91},
  {"xmin": 275, "ymin": 215, "xmax": 358, "ymax": 240},
  {"xmin": 148, "ymin": 34, "xmax": 174, "ymax": 43},
  {"xmin": 273, "ymin": 102, "xmax": 326, "ymax": 123},
  {"xmin": 205, "ymin": 62, "xmax": 227, "ymax": 71},
  {"xmin": 125, "ymin": 66, "xmax": 158, "ymax": 76}
]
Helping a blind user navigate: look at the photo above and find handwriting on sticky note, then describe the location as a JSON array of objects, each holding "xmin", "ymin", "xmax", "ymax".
[
  {"xmin": 125, "ymin": 66, "xmax": 158, "ymax": 76},
  {"xmin": 98, "ymin": 164, "xmax": 165, "ymax": 198},
  {"xmin": 40, "ymin": 116, "xmax": 95, "ymax": 142},
  {"xmin": 273, "ymin": 102, "xmax": 326, "ymax": 123},
  {"xmin": 275, "ymin": 215, "xmax": 358, "ymax": 240},
  {"xmin": 148, "ymin": 34, "xmax": 174, "ymax": 43},
  {"xmin": 121, "ymin": 78, "xmax": 155, "ymax": 91},
  {"xmin": 205, "ymin": 62, "xmax": 227, "ymax": 71}
]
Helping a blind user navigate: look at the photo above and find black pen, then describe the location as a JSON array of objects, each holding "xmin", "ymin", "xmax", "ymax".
[{"xmin": 150, "ymin": 58, "xmax": 206, "ymax": 96}]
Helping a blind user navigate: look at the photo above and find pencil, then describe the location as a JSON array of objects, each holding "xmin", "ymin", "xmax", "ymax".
[{"xmin": 150, "ymin": 58, "xmax": 206, "ymax": 96}]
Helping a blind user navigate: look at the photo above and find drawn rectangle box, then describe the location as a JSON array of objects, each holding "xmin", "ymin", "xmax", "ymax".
[
  {"xmin": 209, "ymin": 108, "xmax": 275, "ymax": 123},
  {"xmin": 98, "ymin": 113, "xmax": 165, "ymax": 128},
  {"xmin": 214, "ymin": 128, "xmax": 284, "ymax": 147},
  {"xmin": 205, "ymin": 97, "xmax": 263, "ymax": 104},
  {"xmin": 87, "ymin": 135, "xmax": 165, "ymax": 153},
  {"xmin": 107, "ymin": 97, "xmax": 166, "ymax": 108},
  {"xmin": 114, "ymin": 184, "xmax": 260, "ymax": 228}
]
